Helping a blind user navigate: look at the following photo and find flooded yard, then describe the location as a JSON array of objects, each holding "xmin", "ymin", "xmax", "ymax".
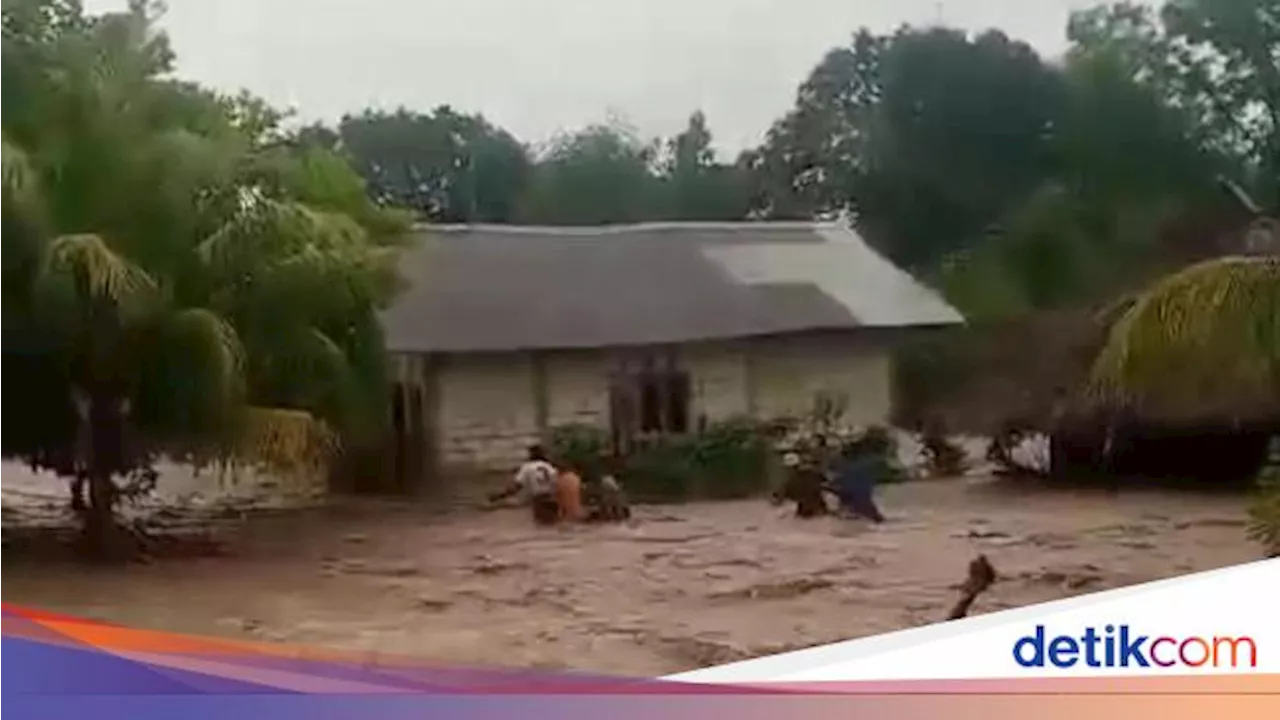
[{"xmin": 1, "ymin": 470, "xmax": 1259, "ymax": 677}]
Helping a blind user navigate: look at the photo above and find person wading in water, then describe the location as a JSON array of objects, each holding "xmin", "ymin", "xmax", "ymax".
[
  {"xmin": 585, "ymin": 453, "xmax": 632, "ymax": 522},
  {"xmin": 826, "ymin": 436, "xmax": 888, "ymax": 523},
  {"xmin": 555, "ymin": 462, "xmax": 585, "ymax": 522},
  {"xmin": 772, "ymin": 451, "xmax": 831, "ymax": 518},
  {"xmin": 489, "ymin": 445, "xmax": 561, "ymax": 525}
]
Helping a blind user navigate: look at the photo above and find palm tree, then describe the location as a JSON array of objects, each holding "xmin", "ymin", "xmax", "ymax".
[
  {"xmin": 2, "ymin": 0, "xmax": 409, "ymax": 556},
  {"xmin": 1089, "ymin": 254, "xmax": 1280, "ymax": 423},
  {"xmin": 1088, "ymin": 195, "xmax": 1279, "ymax": 554}
]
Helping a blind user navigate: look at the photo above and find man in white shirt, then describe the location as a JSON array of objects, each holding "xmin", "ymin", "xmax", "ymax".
[{"xmin": 489, "ymin": 445, "xmax": 561, "ymax": 525}]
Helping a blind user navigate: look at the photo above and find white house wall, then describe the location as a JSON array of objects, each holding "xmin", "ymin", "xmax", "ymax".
[
  {"xmin": 680, "ymin": 343, "xmax": 751, "ymax": 422},
  {"xmin": 749, "ymin": 334, "xmax": 893, "ymax": 429},
  {"xmin": 435, "ymin": 353, "xmax": 541, "ymax": 470},
  {"xmin": 418, "ymin": 333, "xmax": 895, "ymax": 473},
  {"xmin": 544, "ymin": 350, "xmax": 611, "ymax": 429}
]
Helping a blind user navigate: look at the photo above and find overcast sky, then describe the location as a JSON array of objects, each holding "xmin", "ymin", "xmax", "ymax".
[{"xmin": 85, "ymin": 0, "xmax": 1132, "ymax": 153}]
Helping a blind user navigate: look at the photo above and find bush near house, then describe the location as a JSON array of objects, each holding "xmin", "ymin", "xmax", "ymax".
[
  {"xmin": 547, "ymin": 424, "xmax": 612, "ymax": 480},
  {"xmin": 772, "ymin": 392, "xmax": 910, "ymax": 484},
  {"xmin": 548, "ymin": 411, "xmax": 910, "ymax": 504},
  {"xmin": 548, "ymin": 418, "xmax": 779, "ymax": 503}
]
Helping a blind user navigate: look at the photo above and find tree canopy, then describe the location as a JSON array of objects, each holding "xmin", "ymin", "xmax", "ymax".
[{"xmin": 1, "ymin": 0, "xmax": 412, "ymax": 549}]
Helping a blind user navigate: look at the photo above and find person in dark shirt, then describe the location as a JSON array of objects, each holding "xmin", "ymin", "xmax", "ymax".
[
  {"xmin": 826, "ymin": 439, "xmax": 887, "ymax": 523},
  {"xmin": 772, "ymin": 452, "xmax": 830, "ymax": 518}
]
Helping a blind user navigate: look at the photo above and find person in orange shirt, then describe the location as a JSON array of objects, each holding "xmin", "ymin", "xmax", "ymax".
[{"xmin": 555, "ymin": 463, "xmax": 585, "ymax": 522}]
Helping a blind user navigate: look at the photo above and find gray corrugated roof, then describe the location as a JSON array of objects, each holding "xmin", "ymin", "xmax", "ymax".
[{"xmin": 380, "ymin": 221, "xmax": 964, "ymax": 353}]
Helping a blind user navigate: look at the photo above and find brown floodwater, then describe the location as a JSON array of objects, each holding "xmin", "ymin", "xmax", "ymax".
[{"xmin": 0, "ymin": 467, "xmax": 1259, "ymax": 677}]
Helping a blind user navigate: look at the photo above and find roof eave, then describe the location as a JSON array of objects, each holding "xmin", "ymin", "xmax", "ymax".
[{"xmin": 385, "ymin": 318, "xmax": 966, "ymax": 356}]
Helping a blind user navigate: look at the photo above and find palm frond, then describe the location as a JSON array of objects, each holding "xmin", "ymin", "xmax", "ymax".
[
  {"xmin": 1089, "ymin": 256, "xmax": 1280, "ymax": 422},
  {"xmin": 258, "ymin": 325, "xmax": 359, "ymax": 422},
  {"xmin": 41, "ymin": 232, "xmax": 157, "ymax": 306},
  {"xmin": 166, "ymin": 307, "xmax": 246, "ymax": 404},
  {"xmin": 127, "ymin": 306, "xmax": 247, "ymax": 450},
  {"xmin": 1093, "ymin": 291, "xmax": 1140, "ymax": 327},
  {"xmin": 239, "ymin": 406, "xmax": 338, "ymax": 479}
]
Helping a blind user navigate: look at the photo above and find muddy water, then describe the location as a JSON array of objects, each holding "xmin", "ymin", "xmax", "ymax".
[{"xmin": 1, "ymin": 475, "xmax": 1257, "ymax": 677}]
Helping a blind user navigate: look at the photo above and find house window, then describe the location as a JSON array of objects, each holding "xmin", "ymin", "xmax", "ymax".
[
  {"xmin": 665, "ymin": 372, "xmax": 691, "ymax": 433},
  {"xmin": 639, "ymin": 375, "xmax": 663, "ymax": 432},
  {"xmin": 637, "ymin": 371, "xmax": 689, "ymax": 433},
  {"xmin": 611, "ymin": 351, "xmax": 692, "ymax": 449}
]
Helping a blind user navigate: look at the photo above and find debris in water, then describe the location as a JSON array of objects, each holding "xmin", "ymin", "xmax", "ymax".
[
  {"xmin": 947, "ymin": 554, "xmax": 997, "ymax": 620},
  {"xmin": 417, "ymin": 596, "xmax": 452, "ymax": 612},
  {"xmin": 708, "ymin": 577, "xmax": 835, "ymax": 601}
]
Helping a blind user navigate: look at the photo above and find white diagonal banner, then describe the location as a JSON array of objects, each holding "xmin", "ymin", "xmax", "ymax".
[{"xmin": 667, "ymin": 560, "xmax": 1279, "ymax": 683}]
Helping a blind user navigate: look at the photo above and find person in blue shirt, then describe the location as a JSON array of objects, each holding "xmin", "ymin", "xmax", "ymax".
[{"xmin": 824, "ymin": 435, "xmax": 888, "ymax": 523}]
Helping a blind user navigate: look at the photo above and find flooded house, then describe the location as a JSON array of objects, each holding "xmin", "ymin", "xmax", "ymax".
[{"xmin": 377, "ymin": 221, "xmax": 964, "ymax": 489}]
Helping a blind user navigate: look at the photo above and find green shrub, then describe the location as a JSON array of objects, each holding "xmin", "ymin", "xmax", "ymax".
[
  {"xmin": 782, "ymin": 420, "xmax": 908, "ymax": 485},
  {"xmin": 687, "ymin": 417, "xmax": 777, "ymax": 499},
  {"xmin": 545, "ymin": 403, "xmax": 917, "ymax": 504},
  {"xmin": 547, "ymin": 423, "xmax": 610, "ymax": 480},
  {"xmin": 622, "ymin": 434, "xmax": 701, "ymax": 503},
  {"xmin": 547, "ymin": 417, "xmax": 778, "ymax": 503}
]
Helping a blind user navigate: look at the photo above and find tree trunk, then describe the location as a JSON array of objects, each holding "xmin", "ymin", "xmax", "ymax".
[
  {"xmin": 77, "ymin": 391, "xmax": 125, "ymax": 561},
  {"xmin": 81, "ymin": 470, "xmax": 119, "ymax": 560},
  {"xmin": 70, "ymin": 476, "xmax": 87, "ymax": 512}
]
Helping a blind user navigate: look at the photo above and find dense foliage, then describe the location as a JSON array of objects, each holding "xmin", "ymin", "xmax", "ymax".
[{"xmin": 1, "ymin": 0, "xmax": 412, "ymax": 552}]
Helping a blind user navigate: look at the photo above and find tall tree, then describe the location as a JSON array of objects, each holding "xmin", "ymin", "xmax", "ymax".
[
  {"xmin": 338, "ymin": 106, "xmax": 531, "ymax": 223},
  {"xmin": 937, "ymin": 43, "xmax": 1224, "ymax": 320},
  {"xmin": 1069, "ymin": 0, "xmax": 1280, "ymax": 205},
  {"xmin": 655, "ymin": 111, "xmax": 753, "ymax": 221},
  {"xmin": 516, "ymin": 121, "xmax": 662, "ymax": 225},
  {"xmin": 664, "ymin": 110, "xmax": 715, "ymax": 177},
  {"xmin": 753, "ymin": 27, "xmax": 1065, "ymax": 268},
  {"xmin": 749, "ymin": 30, "xmax": 889, "ymax": 221}
]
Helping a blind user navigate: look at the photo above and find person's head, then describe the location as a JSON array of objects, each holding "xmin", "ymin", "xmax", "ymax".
[{"xmin": 528, "ymin": 444, "xmax": 547, "ymax": 462}]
